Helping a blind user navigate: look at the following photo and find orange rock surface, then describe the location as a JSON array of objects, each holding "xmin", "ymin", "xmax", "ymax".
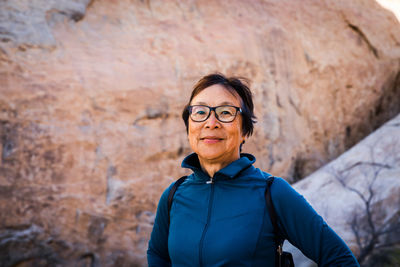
[{"xmin": 0, "ymin": 0, "xmax": 399, "ymax": 265}]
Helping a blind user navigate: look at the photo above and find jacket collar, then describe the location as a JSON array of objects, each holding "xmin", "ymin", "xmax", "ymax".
[{"xmin": 181, "ymin": 153, "xmax": 256, "ymax": 181}]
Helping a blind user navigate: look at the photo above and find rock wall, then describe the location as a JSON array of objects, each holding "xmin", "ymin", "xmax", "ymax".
[{"xmin": 0, "ymin": 0, "xmax": 400, "ymax": 265}]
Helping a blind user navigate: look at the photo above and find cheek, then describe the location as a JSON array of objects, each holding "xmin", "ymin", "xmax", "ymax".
[
  {"xmin": 230, "ymin": 121, "xmax": 244, "ymax": 140},
  {"xmin": 188, "ymin": 121, "xmax": 197, "ymax": 136},
  {"xmin": 188, "ymin": 122, "xmax": 199, "ymax": 144}
]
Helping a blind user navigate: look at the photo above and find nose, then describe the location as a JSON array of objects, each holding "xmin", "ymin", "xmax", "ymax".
[{"xmin": 204, "ymin": 110, "xmax": 220, "ymax": 128}]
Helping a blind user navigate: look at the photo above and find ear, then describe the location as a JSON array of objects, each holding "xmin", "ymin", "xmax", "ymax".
[{"xmin": 239, "ymin": 139, "xmax": 246, "ymax": 153}]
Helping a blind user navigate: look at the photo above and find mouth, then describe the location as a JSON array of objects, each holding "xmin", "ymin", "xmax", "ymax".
[{"xmin": 200, "ymin": 136, "xmax": 224, "ymax": 143}]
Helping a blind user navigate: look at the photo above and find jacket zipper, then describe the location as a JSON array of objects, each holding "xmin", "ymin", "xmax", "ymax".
[{"xmin": 199, "ymin": 178, "xmax": 215, "ymax": 266}]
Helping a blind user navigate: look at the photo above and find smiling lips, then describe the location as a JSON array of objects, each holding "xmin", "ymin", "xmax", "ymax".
[{"xmin": 201, "ymin": 136, "xmax": 224, "ymax": 144}]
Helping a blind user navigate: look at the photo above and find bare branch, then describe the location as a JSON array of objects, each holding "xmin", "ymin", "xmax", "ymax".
[
  {"xmin": 339, "ymin": 161, "xmax": 392, "ymax": 173},
  {"xmin": 330, "ymin": 138, "xmax": 400, "ymax": 265}
]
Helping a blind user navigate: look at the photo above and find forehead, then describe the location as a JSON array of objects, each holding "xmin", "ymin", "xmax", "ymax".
[{"xmin": 191, "ymin": 84, "xmax": 242, "ymax": 106}]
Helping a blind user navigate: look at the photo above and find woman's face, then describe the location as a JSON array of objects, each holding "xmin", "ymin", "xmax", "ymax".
[{"xmin": 188, "ymin": 84, "xmax": 245, "ymax": 166}]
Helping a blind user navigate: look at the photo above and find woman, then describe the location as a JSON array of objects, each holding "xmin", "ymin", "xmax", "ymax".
[{"xmin": 147, "ymin": 73, "xmax": 359, "ymax": 266}]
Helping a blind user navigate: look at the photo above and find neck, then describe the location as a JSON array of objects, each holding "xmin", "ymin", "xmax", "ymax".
[{"xmin": 198, "ymin": 155, "xmax": 240, "ymax": 178}]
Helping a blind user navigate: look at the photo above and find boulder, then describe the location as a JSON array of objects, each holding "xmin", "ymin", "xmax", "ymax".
[
  {"xmin": 0, "ymin": 0, "xmax": 399, "ymax": 265},
  {"xmin": 290, "ymin": 114, "xmax": 400, "ymax": 266}
]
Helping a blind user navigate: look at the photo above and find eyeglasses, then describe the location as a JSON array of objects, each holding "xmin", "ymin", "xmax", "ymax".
[{"xmin": 188, "ymin": 105, "xmax": 242, "ymax": 123}]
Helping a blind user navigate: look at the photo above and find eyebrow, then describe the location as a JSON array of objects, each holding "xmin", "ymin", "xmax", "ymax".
[{"xmin": 192, "ymin": 101, "xmax": 236, "ymax": 106}]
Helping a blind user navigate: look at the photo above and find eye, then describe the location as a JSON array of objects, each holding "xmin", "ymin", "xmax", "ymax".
[
  {"xmin": 220, "ymin": 110, "xmax": 233, "ymax": 115},
  {"xmin": 218, "ymin": 107, "xmax": 235, "ymax": 116},
  {"xmin": 191, "ymin": 106, "xmax": 208, "ymax": 116}
]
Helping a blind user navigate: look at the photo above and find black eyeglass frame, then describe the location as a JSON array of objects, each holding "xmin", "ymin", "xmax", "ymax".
[{"xmin": 188, "ymin": 105, "xmax": 242, "ymax": 123}]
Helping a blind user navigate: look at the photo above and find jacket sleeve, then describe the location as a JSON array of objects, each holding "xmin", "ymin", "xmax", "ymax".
[
  {"xmin": 147, "ymin": 185, "xmax": 173, "ymax": 267},
  {"xmin": 271, "ymin": 177, "xmax": 360, "ymax": 267}
]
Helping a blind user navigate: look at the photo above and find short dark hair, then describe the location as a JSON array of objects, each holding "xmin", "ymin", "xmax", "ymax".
[{"xmin": 182, "ymin": 73, "xmax": 257, "ymax": 137}]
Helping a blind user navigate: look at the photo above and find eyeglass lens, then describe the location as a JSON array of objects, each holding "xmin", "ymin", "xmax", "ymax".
[{"xmin": 190, "ymin": 105, "xmax": 239, "ymax": 122}]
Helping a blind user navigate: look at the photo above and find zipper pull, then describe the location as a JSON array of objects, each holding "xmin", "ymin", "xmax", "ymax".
[
  {"xmin": 277, "ymin": 244, "xmax": 283, "ymax": 255},
  {"xmin": 206, "ymin": 177, "xmax": 214, "ymax": 184}
]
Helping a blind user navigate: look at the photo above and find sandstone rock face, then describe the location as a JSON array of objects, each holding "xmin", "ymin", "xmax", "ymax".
[
  {"xmin": 0, "ymin": 0, "xmax": 399, "ymax": 265},
  {"xmin": 290, "ymin": 114, "xmax": 400, "ymax": 266},
  {"xmin": 0, "ymin": 0, "xmax": 92, "ymax": 49}
]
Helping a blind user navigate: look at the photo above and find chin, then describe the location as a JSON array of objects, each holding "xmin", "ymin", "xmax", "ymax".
[
  {"xmin": 197, "ymin": 150, "xmax": 224, "ymax": 159},
  {"xmin": 199, "ymin": 150, "xmax": 237, "ymax": 161},
  {"xmin": 198, "ymin": 153, "xmax": 223, "ymax": 160}
]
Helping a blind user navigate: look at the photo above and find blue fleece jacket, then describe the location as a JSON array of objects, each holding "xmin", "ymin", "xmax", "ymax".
[{"xmin": 147, "ymin": 153, "xmax": 359, "ymax": 267}]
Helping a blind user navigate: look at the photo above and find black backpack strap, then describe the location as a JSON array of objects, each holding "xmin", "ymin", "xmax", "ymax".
[
  {"xmin": 167, "ymin": 176, "xmax": 187, "ymax": 228},
  {"xmin": 265, "ymin": 176, "xmax": 285, "ymax": 248}
]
